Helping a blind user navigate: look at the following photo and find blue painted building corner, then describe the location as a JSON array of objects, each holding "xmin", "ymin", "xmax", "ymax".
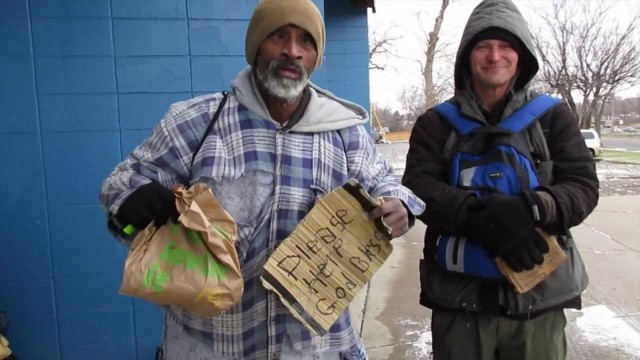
[{"xmin": 0, "ymin": 0, "xmax": 372, "ymax": 358}]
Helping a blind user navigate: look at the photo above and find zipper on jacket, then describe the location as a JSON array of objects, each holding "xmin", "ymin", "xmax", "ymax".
[
  {"xmin": 452, "ymin": 237, "xmax": 461, "ymax": 265},
  {"xmin": 461, "ymin": 302, "xmax": 470, "ymax": 328},
  {"xmin": 498, "ymin": 284, "xmax": 506, "ymax": 314}
]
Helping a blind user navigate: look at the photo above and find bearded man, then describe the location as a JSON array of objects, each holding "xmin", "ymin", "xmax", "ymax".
[{"xmin": 100, "ymin": 0, "xmax": 424, "ymax": 359}]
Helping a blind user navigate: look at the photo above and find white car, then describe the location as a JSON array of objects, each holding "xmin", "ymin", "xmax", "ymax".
[{"xmin": 580, "ymin": 129, "xmax": 602, "ymax": 157}]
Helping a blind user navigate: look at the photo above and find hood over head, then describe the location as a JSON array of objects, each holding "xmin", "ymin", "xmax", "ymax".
[
  {"xmin": 454, "ymin": 0, "xmax": 538, "ymax": 91},
  {"xmin": 231, "ymin": 66, "xmax": 368, "ymax": 132}
]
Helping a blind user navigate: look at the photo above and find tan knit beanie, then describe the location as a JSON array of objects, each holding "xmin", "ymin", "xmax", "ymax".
[{"xmin": 245, "ymin": 0, "xmax": 326, "ymax": 71}]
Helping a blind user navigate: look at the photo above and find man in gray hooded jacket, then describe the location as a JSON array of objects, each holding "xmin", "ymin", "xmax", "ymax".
[
  {"xmin": 403, "ymin": 0, "xmax": 598, "ymax": 359},
  {"xmin": 100, "ymin": 0, "xmax": 424, "ymax": 359}
]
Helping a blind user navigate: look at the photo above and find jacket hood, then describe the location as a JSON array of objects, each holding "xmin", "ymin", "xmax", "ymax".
[
  {"xmin": 454, "ymin": 0, "xmax": 539, "ymax": 91},
  {"xmin": 230, "ymin": 66, "xmax": 368, "ymax": 132}
]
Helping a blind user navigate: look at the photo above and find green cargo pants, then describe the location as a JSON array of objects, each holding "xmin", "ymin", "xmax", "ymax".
[{"xmin": 431, "ymin": 309, "xmax": 567, "ymax": 360}]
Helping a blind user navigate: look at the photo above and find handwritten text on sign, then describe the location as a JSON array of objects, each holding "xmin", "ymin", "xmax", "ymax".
[{"xmin": 261, "ymin": 183, "xmax": 392, "ymax": 335}]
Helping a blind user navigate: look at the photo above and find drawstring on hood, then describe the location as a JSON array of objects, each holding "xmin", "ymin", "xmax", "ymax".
[
  {"xmin": 454, "ymin": 0, "xmax": 539, "ymax": 92},
  {"xmin": 230, "ymin": 66, "xmax": 369, "ymax": 133}
]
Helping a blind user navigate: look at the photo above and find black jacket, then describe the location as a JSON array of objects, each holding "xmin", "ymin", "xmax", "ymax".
[
  {"xmin": 405, "ymin": 102, "xmax": 598, "ymax": 238},
  {"xmin": 403, "ymin": 98, "xmax": 599, "ymax": 318},
  {"xmin": 402, "ymin": 0, "xmax": 599, "ymax": 318}
]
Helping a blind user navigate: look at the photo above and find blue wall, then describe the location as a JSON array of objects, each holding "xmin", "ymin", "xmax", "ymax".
[
  {"xmin": 0, "ymin": 0, "xmax": 370, "ymax": 358},
  {"xmin": 324, "ymin": 0, "xmax": 371, "ymax": 122}
]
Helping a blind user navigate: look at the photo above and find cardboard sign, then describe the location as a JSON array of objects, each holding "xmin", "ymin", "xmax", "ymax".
[
  {"xmin": 496, "ymin": 228, "xmax": 567, "ymax": 293},
  {"xmin": 261, "ymin": 180, "xmax": 392, "ymax": 335}
]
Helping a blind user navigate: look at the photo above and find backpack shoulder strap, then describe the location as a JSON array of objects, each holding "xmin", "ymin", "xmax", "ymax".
[
  {"xmin": 443, "ymin": 128, "xmax": 460, "ymax": 159},
  {"xmin": 435, "ymin": 95, "xmax": 559, "ymax": 159},
  {"xmin": 526, "ymin": 108, "xmax": 555, "ymax": 185},
  {"xmin": 189, "ymin": 92, "xmax": 229, "ymax": 175},
  {"xmin": 529, "ymin": 119, "xmax": 551, "ymax": 161},
  {"xmin": 499, "ymin": 94, "xmax": 561, "ymax": 133},
  {"xmin": 432, "ymin": 101, "xmax": 481, "ymax": 136}
]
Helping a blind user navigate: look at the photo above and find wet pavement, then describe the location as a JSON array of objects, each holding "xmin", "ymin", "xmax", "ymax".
[
  {"xmin": 348, "ymin": 143, "xmax": 640, "ymax": 359},
  {"xmin": 565, "ymin": 196, "xmax": 640, "ymax": 359}
]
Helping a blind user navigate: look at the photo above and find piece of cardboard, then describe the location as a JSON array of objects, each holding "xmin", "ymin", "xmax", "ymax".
[
  {"xmin": 119, "ymin": 183, "xmax": 243, "ymax": 317},
  {"xmin": 496, "ymin": 228, "xmax": 567, "ymax": 294},
  {"xmin": 261, "ymin": 180, "xmax": 393, "ymax": 335},
  {"xmin": 0, "ymin": 334, "xmax": 11, "ymax": 359}
]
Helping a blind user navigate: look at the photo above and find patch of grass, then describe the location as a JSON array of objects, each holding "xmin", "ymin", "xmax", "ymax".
[
  {"xmin": 602, "ymin": 133, "xmax": 640, "ymax": 139},
  {"xmin": 601, "ymin": 149, "xmax": 640, "ymax": 164}
]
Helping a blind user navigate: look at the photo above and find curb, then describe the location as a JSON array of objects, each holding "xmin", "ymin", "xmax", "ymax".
[{"xmin": 599, "ymin": 159, "xmax": 640, "ymax": 165}]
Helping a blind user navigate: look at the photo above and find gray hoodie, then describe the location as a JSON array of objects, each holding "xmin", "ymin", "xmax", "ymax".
[{"xmin": 231, "ymin": 66, "xmax": 369, "ymax": 132}]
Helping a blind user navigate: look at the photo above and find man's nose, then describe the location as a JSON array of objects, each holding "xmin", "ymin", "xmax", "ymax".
[
  {"xmin": 487, "ymin": 47, "xmax": 500, "ymax": 61},
  {"xmin": 282, "ymin": 38, "xmax": 303, "ymax": 59}
]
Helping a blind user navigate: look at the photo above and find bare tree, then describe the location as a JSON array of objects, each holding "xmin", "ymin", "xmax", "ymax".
[
  {"xmin": 532, "ymin": 1, "xmax": 640, "ymax": 131},
  {"xmin": 402, "ymin": 0, "xmax": 455, "ymax": 108},
  {"xmin": 599, "ymin": 96, "xmax": 640, "ymax": 126},
  {"xmin": 399, "ymin": 85, "xmax": 427, "ymax": 125},
  {"xmin": 531, "ymin": 1, "xmax": 579, "ymax": 117},
  {"xmin": 369, "ymin": 26, "xmax": 400, "ymax": 71},
  {"xmin": 418, "ymin": 0, "xmax": 450, "ymax": 108},
  {"xmin": 369, "ymin": 1, "xmax": 454, "ymax": 119}
]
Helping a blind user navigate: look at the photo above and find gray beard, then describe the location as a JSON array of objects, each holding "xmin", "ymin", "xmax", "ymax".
[{"xmin": 257, "ymin": 60, "xmax": 308, "ymax": 103}]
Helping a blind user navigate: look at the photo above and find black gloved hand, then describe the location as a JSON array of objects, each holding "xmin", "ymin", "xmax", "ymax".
[
  {"xmin": 465, "ymin": 193, "xmax": 536, "ymax": 256},
  {"xmin": 116, "ymin": 182, "xmax": 179, "ymax": 230},
  {"xmin": 500, "ymin": 229, "xmax": 550, "ymax": 272},
  {"xmin": 454, "ymin": 195, "xmax": 487, "ymax": 235}
]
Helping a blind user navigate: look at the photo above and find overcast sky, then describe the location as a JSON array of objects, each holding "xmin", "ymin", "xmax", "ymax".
[{"xmin": 368, "ymin": 0, "xmax": 640, "ymax": 110}]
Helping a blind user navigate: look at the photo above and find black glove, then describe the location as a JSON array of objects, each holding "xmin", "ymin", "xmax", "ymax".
[
  {"xmin": 465, "ymin": 193, "xmax": 537, "ymax": 256},
  {"xmin": 116, "ymin": 182, "xmax": 179, "ymax": 230},
  {"xmin": 500, "ymin": 229, "xmax": 550, "ymax": 272},
  {"xmin": 454, "ymin": 195, "xmax": 487, "ymax": 235}
]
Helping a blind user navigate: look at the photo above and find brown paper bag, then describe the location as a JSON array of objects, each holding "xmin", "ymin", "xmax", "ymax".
[
  {"xmin": 119, "ymin": 183, "xmax": 243, "ymax": 317},
  {"xmin": 496, "ymin": 228, "xmax": 567, "ymax": 294}
]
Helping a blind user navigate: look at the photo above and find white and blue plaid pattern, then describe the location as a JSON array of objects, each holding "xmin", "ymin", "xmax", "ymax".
[{"xmin": 101, "ymin": 92, "xmax": 425, "ymax": 359}]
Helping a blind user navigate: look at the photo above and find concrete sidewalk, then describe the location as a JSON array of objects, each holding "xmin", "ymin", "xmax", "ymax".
[{"xmin": 350, "ymin": 195, "xmax": 640, "ymax": 359}]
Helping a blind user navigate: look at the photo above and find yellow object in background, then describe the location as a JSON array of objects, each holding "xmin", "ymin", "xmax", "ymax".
[{"xmin": 0, "ymin": 334, "xmax": 12, "ymax": 360}]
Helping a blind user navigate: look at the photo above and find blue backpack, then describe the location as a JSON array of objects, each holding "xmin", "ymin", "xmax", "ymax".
[{"xmin": 432, "ymin": 94, "xmax": 561, "ymax": 279}]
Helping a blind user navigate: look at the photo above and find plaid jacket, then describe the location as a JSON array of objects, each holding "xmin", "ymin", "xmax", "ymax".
[{"xmin": 101, "ymin": 92, "xmax": 425, "ymax": 359}]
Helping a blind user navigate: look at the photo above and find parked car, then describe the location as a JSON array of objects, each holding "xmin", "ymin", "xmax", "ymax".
[
  {"xmin": 371, "ymin": 133, "xmax": 390, "ymax": 144},
  {"xmin": 580, "ymin": 129, "xmax": 602, "ymax": 157}
]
